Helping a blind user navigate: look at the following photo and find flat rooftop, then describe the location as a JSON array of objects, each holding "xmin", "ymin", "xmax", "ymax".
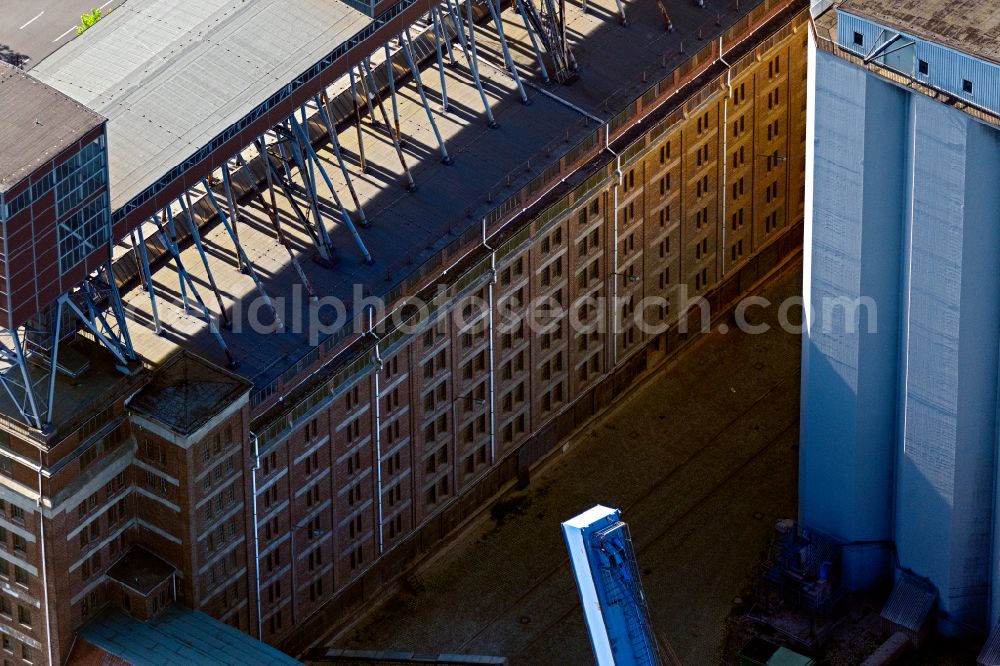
[
  {"xmin": 80, "ymin": 605, "xmax": 302, "ymax": 665},
  {"xmin": 839, "ymin": 0, "xmax": 1000, "ymax": 65},
  {"xmin": 113, "ymin": 0, "xmax": 786, "ymax": 398},
  {"xmin": 0, "ymin": 63, "xmax": 104, "ymax": 194},
  {"xmin": 120, "ymin": 0, "xmax": 775, "ymax": 391},
  {"xmin": 32, "ymin": 0, "xmax": 371, "ymax": 211},
  {"xmin": 130, "ymin": 351, "xmax": 251, "ymax": 436},
  {"xmin": 106, "ymin": 546, "xmax": 175, "ymax": 596}
]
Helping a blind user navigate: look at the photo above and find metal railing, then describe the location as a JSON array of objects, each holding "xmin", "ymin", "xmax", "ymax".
[
  {"xmin": 812, "ymin": 29, "xmax": 1000, "ymax": 129},
  {"xmin": 248, "ymin": 0, "xmax": 807, "ymax": 428}
]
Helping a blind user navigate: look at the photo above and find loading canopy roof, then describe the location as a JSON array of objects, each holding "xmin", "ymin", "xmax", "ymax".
[{"xmin": 32, "ymin": 0, "xmax": 371, "ymax": 212}]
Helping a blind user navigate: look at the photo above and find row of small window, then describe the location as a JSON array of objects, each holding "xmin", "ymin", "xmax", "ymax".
[
  {"xmin": 384, "ymin": 482, "xmax": 405, "ymax": 510},
  {"xmin": 78, "ymin": 424, "xmax": 127, "ymax": 472},
  {"xmin": 498, "ymin": 319, "xmax": 524, "ymax": 350},
  {"xmin": 620, "ymin": 325, "xmax": 639, "ymax": 352},
  {"xmin": 850, "ymin": 34, "xmax": 975, "ymax": 93},
  {"xmin": 731, "ymin": 239, "xmax": 746, "ymax": 263},
  {"xmin": 541, "ymin": 382, "xmax": 565, "ymax": 414},
  {"xmin": 462, "ymin": 444, "xmax": 489, "ymax": 478},
  {"xmin": 200, "ymin": 425, "xmax": 236, "ymax": 464},
  {"xmin": 539, "ymin": 227, "xmax": 563, "ymax": 256},
  {"xmin": 498, "ymin": 257, "xmax": 526, "ymax": 288},
  {"xmin": 382, "ymin": 386, "xmax": 403, "ymax": 414},
  {"xmin": 500, "ymin": 413, "xmax": 528, "ymax": 445},
  {"xmin": 144, "ymin": 470, "xmax": 171, "ymax": 498},
  {"xmin": 577, "ymin": 352, "xmax": 605, "ymax": 385},
  {"xmin": 540, "ymin": 257, "xmax": 564, "ymax": 288},
  {"xmin": 347, "ymin": 513, "xmax": 364, "ymax": 539},
  {"xmin": 422, "ymin": 322, "xmax": 447, "ymax": 349},
  {"xmin": 57, "ymin": 192, "xmax": 109, "ymax": 274},
  {"xmin": 621, "ymin": 201, "xmax": 637, "ymax": 225},
  {"xmin": 80, "ymin": 550, "xmax": 103, "ymax": 580},
  {"xmin": 2, "ymin": 170, "xmax": 55, "ymax": 220},
  {"xmin": 205, "ymin": 550, "xmax": 240, "ymax": 589},
  {"xmin": 202, "ymin": 484, "xmax": 237, "ymax": 522},
  {"xmin": 425, "ymin": 475, "xmax": 450, "ymax": 506},
  {"xmin": 206, "ymin": 516, "xmax": 239, "ymax": 555},
  {"xmin": 694, "ymin": 237, "xmax": 710, "ymax": 261},
  {"xmin": 382, "ymin": 418, "xmax": 404, "ymax": 447},
  {"xmin": 0, "ymin": 597, "xmax": 31, "ymax": 629},
  {"xmin": 694, "ymin": 267, "xmax": 711, "ymax": 291},
  {"xmin": 0, "ymin": 561, "xmax": 29, "ymax": 587},
  {"xmin": 0, "ymin": 502, "xmax": 25, "ymax": 526},
  {"xmin": 55, "ymin": 148, "xmax": 106, "ymax": 218},
  {"xmin": 78, "ymin": 498, "xmax": 127, "ymax": 551},
  {"xmin": 696, "ymin": 110, "xmax": 712, "ymax": 135},
  {"xmin": 3, "ymin": 135, "xmax": 102, "ymax": 219},
  {"xmin": 461, "ymin": 414, "xmax": 489, "ymax": 446},
  {"xmin": 764, "ymin": 211, "xmax": 781, "ymax": 234},
  {"xmin": 578, "ymin": 198, "xmax": 601, "ymax": 226},
  {"xmin": 695, "ymin": 174, "xmax": 711, "ymax": 198},
  {"xmin": 0, "ymin": 633, "xmax": 32, "ymax": 664},
  {"xmin": 764, "ymin": 180, "xmax": 780, "ymax": 204},
  {"xmin": 577, "ymin": 260, "xmax": 601, "ymax": 291},
  {"xmin": 202, "ymin": 455, "xmax": 236, "ymax": 494},
  {"xmin": 422, "ymin": 348, "xmax": 448, "ymax": 381},
  {"xmin": 423, "ymin": 411, "xmax": 450, "ymax": 444}
]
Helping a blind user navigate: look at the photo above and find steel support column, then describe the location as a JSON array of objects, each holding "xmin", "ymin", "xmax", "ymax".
[
  {"xmin": 8, "ymin": 331, "xmax": 41, "ymax": 430},
  {"xmin": 164, "ymin": 209, "xmax": 190, "ymax": 312},
  {"xmin": 289, "ymin": 114, "xmax": 374, "ymax": 264},
  {"xmin": 179, "ymin": 193, "xmax": 231, "ymax": 329},
  {"xmin": 152, "ymin": 215, "xmax": 237, "ymax": 367},
  {"xmin": 464, "ymin": 0, "xmax": 499, "ymax": 128},
  {"xmin": 483, "ymin": 0, "xmax": 529, "ymax": 104},
  {"xmin": 348, "ymin": 69, "xmax": 369, "ymax": 172},
  {"xmin": 402, "ymin": 29, "xmax": 453, "ymax": 165},
  {"xmin": 133, "ymin": 225, "xmax": 163, "ymax": 335},
  {"xmin": 361, "ymin": 57, "xmax": 416, "ymax": 191},
  {"xmin": 43, "ymin": 303, "xmax": 62, "ymax": 426},
  {"xmin": 202, "ymin": 179, "xmax": 284, "ymax": 331},
  {"xmin": 278, "ymin": 130, "xmax": 338, "ymax": 261},
  {"xmin": 317, "ymin": 92, "xmax": 368, "ymax": 226},
  {"xmin": 256, "ymin": 138, "xmax": 318, "ymax": 246},
  {"xmin": 432, "ymin": 8, "xmax": 451, "ymax": 110},
  {"xmin": 221, "ymin": 161, "xmax": 249, "ymax": 273},
  {"xmin": 384, "ymin": 44, "xmax": 402, "ymax": 143},
  {"xmin": 516, "ymin": 0, "xmax": 550, "ymax": 84}
]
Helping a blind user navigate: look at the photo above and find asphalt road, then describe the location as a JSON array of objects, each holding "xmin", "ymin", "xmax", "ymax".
[{"xmin": 1, "ymin": 0, "xmax": 126, "ymax": 69}]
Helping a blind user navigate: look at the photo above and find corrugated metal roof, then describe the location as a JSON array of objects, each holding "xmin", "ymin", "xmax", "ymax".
[
  {"xmin": 0, "ymin": 63, "xmax": 104, "ymax": 193},
  {"xmin": 979, "ymin": 619, "xmax": 1000, "ymax": 666},
  {"xmin": 880, "ymin": 572, "xmax": 937, "ymax": 632},
  {"xmin": 32, "ymin": 0, "xmax": 370, "ymax": 211},
  {"xmin": 81, "ymin": 606, "xmax": 302, "ymax": 665},
  {"xmin": 839, "ymin": 0, "xmax": 1000, "ymax": 65}
]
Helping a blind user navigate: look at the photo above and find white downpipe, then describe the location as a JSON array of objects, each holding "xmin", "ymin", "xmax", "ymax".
[
  {"xmin": 369, "ymin": 306, "xmax": 384, "ymax": 555},
  {"xmin": 250, "ymin": 432, "xmax": 263, "ymax": 639},
  {"xmin": 37, "ymin": 468, "xmax": 52, "ymax": 666},
  {"xmin": 483, "ymin": 220, "xmax": 497, "ymax": 465},
  {"xmin": 611, "ymin": 151, "xmax": 622, "ymax": 368},
  {"xmin": 720, "ymin": 38, "xmax": 732, "ymax": 276}
]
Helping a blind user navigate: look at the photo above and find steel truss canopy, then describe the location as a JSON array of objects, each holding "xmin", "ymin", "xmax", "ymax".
[{"xmin": 33, "ymin": 0, "xmax": 373, "ymax": 221}]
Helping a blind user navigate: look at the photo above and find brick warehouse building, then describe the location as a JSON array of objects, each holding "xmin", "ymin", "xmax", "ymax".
[{"xmin": 0, "ymin": 0, "xmax": 807, "ymax": 662}]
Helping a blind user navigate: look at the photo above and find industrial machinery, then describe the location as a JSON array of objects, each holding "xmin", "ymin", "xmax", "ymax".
[{"xmin": 562, "ymin": 505, "xmax": 664, "ymax": 666}]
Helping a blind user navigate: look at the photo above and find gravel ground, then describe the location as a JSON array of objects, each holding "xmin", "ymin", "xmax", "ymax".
[{"xmin": 335, "ymin": 261, "xmax": 804, "ymax": 665}]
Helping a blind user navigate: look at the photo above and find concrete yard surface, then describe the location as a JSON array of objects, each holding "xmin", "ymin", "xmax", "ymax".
[{"xmin": 330, "ymin": 260, "xmax": 804, "ymax": 664}]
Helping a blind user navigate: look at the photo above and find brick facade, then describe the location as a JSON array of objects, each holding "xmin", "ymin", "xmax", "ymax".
[{"xmin": 0, "ymin": 10, "xmax": 807, "ymax": 665}]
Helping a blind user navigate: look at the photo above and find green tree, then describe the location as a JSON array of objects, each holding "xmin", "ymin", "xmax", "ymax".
[{"xmin": 76, "ymin": 8, "xmax": 102, "ymax": 36}]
